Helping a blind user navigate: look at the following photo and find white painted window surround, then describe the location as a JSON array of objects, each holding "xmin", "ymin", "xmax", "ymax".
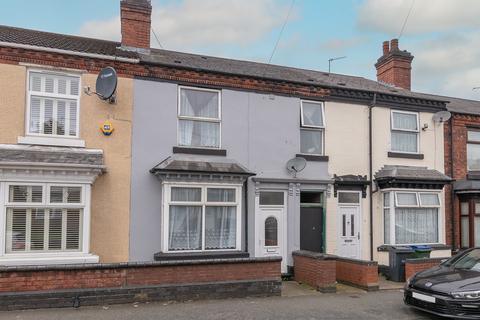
[
  {"xmin": 19, "ymin": 69, "xmax": 85, "ymax": 148},
  {"xmin": 390, "ymin": 110, "xmax": 419, "ymax": 154},
  {"xmin": 383, "ymin": 190, "xmax": 442, "ymax": 245},
  {"xmin": 0, "ymin": 181, "xmax": 98, "ymax": 266},
  {"xmin": 161, "ymin": 182, "xmax": 242, "ymax": 253},
  {"xmin": 177, "ymin": 86, "xmax": 221, "ymax": 149},
  {"xmin": 299, "ymin": 100, "xmax": 325, "ymax": 155}
]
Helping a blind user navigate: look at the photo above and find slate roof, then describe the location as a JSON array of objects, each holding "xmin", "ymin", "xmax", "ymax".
[
  {"xmin": 0, "ymin": 144, "xmax": 105, "ymax": 168},
  {"xmin": 0, "ymin": 25, "xmax": 137, "ymax": 59},
  {"xmin": 374, "ymin": 165, "xmax": 451, "ymax": 182},
  {"xmin": 150, "ymin": 154, "xmax": 254, "ymax": 176},
  {"xmin": 4, "ymin": 24, "xmax": 480, "ymax": 111},
  {"xmin": 141, "ymin": 48, "xmax": 450, "ymax": 102},
  {"xmin": 420, "ymin": 93, "xmax": 480, "ymax": 116}
]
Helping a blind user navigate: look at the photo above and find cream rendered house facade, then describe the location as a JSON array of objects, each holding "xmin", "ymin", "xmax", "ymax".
[{"xmin": 324, "ymin": 101, "xmax": 451, "ymax": 264}]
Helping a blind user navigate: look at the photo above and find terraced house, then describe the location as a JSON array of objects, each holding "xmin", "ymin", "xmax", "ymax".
[{"xmin": 0, "ymin": 0, "xmax": 457, "ymax": 275}]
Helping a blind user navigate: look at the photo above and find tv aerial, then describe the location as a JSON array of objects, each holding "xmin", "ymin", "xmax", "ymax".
[
  {"xmin": 432, "ymin": 111, "xmax": 451, "ymax": 123},
  {"xmin": 84, "ymin": 66, "xmax": 118, "ymax": 104},
  {"xmin": 286, "ymin": 157, "xmax": 307, "ymax": 178}
]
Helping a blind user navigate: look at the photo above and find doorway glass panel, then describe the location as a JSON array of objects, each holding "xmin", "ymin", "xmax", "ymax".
[{"xmin": 264, "ymin": 217, "xmax": 278, "ymax": 246}]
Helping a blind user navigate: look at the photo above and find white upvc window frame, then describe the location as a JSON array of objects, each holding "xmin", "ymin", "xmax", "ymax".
[
  {"xmin": 299, "ymin": 100, "xmax": 325, "ymax": 156},
  {"xmin": 383, "ymin": 189, "xmax": 443, "ymax": 246},
  {"xmin": 25, "ymin": 69, "xmax": 81, "ymax": 139},
  {"xmin": 177, "ymin": 86, "xmax": 222, "ymax": 149},
  {"xmin": 161, "ymin": 182, "xmax": 242, "ymax": 253},
  {"xmin": 390, "ymin": 110, "xmax": 420, "ymax": 154},
  {"xmin": 0, "ymin": 181, "xmax": 94, "ymax": 264}
]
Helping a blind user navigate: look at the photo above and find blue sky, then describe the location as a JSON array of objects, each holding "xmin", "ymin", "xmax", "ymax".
[{"xmin": 2, "ymin": 0, "xmax": 480, "ymax": 99}]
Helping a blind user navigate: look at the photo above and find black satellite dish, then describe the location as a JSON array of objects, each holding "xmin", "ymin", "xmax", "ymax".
[{"xmin": 95, "ymin": 67, "xmax": 117, "ymax": 103}]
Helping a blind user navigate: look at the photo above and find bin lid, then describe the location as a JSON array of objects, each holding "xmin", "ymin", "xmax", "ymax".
[{"xmin": 410, "ymin": 245, "xmax": 432, "ymax": 250}]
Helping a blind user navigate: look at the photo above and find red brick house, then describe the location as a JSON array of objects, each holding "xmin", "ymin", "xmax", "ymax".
[{"xmin": 443, "ymin": 99, "xmax": 480, "ymax": 250}]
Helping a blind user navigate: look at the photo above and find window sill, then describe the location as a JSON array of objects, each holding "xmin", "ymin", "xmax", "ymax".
[
  {"xmin": 296, "ymin": 154, "xmax": 329, "ymax": 162},
  {"xmin": 377, "ymin": 244, "xmax": 451, "ymax": 252},
  {"xmin": 154, "ymin": 251, "xmax": 248, "ymax": 261},
  {"xmin": 0, "ymin": 253, "xmax": 99, "ymax": 266},
  {"xmin": 467, "ymin": 171, "xmax": 480, "ymax": 180},
  {"xmin": 173, "ymin": 146, "xmax": 227, "ymax": 156},
  {"xmin": 387, "ymin": 152, "xmax": 424, "ymax": 160},
  {"xmin": 18, "ymin": 136, "xmax": 85, "ymax": 148}
]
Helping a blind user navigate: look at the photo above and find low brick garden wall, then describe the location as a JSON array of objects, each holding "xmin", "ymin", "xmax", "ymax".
[
  {"xmin": 405, "ymin": 257, "xmax": 447, "ymax": 280},
  {"xmin": 0, "ymin": 256, "xmax": 281, "ymax": 310},
  {"xmin": 292, "ymin": 250, "xmax": 337, "ymax": 292},
  {"xmin": 336, "ymin": 257, "xmax": 379, "ymax": 291}
]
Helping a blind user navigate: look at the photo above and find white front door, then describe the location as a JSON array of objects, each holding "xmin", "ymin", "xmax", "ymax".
[
  {"xmin": 256, "ymin": 191, "xmax": 287, "ymax": 273},
  {"xmin": 337, "ymin": 205, "xmax": 361, "ymax": 259}
]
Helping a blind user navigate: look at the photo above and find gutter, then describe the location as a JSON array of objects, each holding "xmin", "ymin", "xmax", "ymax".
[
  {"xmin": 0, "ymin": 41, "xmax": 140, "ymax": 64},
  {"xmin": 369, "ymin": 93, "xmax": 377, "ymax": 261}
]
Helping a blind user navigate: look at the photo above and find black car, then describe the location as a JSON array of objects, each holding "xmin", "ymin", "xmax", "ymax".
[{"xmin": 405, "ymin": 248, "xmax": 480, "ymax": 319}]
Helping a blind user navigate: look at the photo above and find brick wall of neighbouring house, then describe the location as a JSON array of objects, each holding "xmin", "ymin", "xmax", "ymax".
[
  {"xmin": 0, "ymin": 257, "xmax": 281, "ymax": 310},
  {"xmin": 444, "ymin": 113, "xmax": 480, "ymax": 249},
  {"xmin": 405, "ymin": 257, "xmax": 446, "ymax": 280},
  {"xmin": 292, "ymin": 251, "xmax": 336, "ymax": 293},
  {"xmin": 336, "ymin": 257, "xmax": 379, "ymax": 291}
]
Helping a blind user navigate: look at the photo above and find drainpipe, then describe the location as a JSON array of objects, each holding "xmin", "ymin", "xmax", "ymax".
[
  {"xmin": 244, "ymin": 179, "xmax": 249, "ymax": 254},
  {"xmin": 450, "ymin": 118, "xmax": 456, "ymax": 251},
  {"xmin": 369, "ymin": 93, "xmax": 377, "ymax": 261}
]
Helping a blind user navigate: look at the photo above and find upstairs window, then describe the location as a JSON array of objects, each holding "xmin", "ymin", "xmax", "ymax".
[
  {"xmin": 27, "ymin": 71, "xmax": 80, "ymax": 138},
  {"xmin": 391, "ymin": 110, "xmax": 419, "ymax": 153},
  {"xmin": 178, "ymin": 87, "xmax": 221, "ymax": 148},
  {"xmin": 467, "ymin": 130, "xmax": 480, "ymax": 171},
  {"xmin": 300, "ymin": 101, "xmax": 325, "ymax": 155}
]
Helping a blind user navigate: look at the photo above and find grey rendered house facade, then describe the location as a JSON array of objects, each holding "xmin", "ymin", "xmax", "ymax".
[{"xmin": 129, "ymin": 78, "xmax": 330, "ymax": 273}]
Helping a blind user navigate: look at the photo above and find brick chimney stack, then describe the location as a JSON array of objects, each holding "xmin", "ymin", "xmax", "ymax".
[
  {"xmin": 375, "ymin": 39, "xmax": 414, "ymax": 90},
  {"xmin": 120, "ymin": 0, "xmax": 152, "ymax": 50}
]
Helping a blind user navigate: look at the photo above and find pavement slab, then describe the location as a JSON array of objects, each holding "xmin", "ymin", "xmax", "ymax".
[{"xmin": 0, "ymin": 288, "xmax": 436, "ymax": 320}]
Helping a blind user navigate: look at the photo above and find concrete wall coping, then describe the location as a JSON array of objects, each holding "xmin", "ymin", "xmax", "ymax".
[
  {"xmin": 0, "ymin": 256, "xmax": 282, "ymax": 273},
  {"xmin": 405, "ymin": 257, "xmax": 449, "ymax": 264},
  {"xmin": 292, "ymin": 250, "xmax": 337, "ymax": 261},
  {"xmin": 336, "ymin": 256, "xmax": 378, "ymax": 266}
]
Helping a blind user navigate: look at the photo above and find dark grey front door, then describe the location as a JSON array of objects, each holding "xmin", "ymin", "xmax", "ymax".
[{"xmin": 300, "ymin": 207, "xmax": 323, "ymax": 252}]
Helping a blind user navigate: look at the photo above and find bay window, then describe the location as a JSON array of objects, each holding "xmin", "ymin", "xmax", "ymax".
[
  {"xmin": 27, "ymin": 70, "xmax": 80, "ymax": 138},
  {"xmin": 4, "ymin": 184, "xmax": 85, "ymax": 254},
  {"xmin": 383, "ymin": 191, "xmax": 441, "ymax": 244},
  {"xmin": 391, "ymin": 110, "xmax": 419, "ymax": 153},
  {"xmin": 178, "ymin": 87, "xmax": 221, "ymax": 148},
  {"xmin": 300, "ymin": 100, "xmax": 325, "ymax": 155},
  {"xmin": 164, "ymin": 184, "xmax": 241, "ymax": 252}
]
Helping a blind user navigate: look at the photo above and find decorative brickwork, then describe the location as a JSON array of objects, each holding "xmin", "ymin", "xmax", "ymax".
[
  {"xmin": 0, "ymin": 46, "xmax": 330, "ymax": 99},
  {"xmin": 336, "ymin": 257, "xmax": 379, "ymax": 291}
]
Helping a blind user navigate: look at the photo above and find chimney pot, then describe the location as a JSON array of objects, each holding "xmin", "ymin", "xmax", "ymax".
[
  {"xmin": 390, "ymin": 38, "xmax": 399, "ymax": 51},
  {"xmin": 382, "ymin": 41, "xmax": 390, "ymax": 56}
]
